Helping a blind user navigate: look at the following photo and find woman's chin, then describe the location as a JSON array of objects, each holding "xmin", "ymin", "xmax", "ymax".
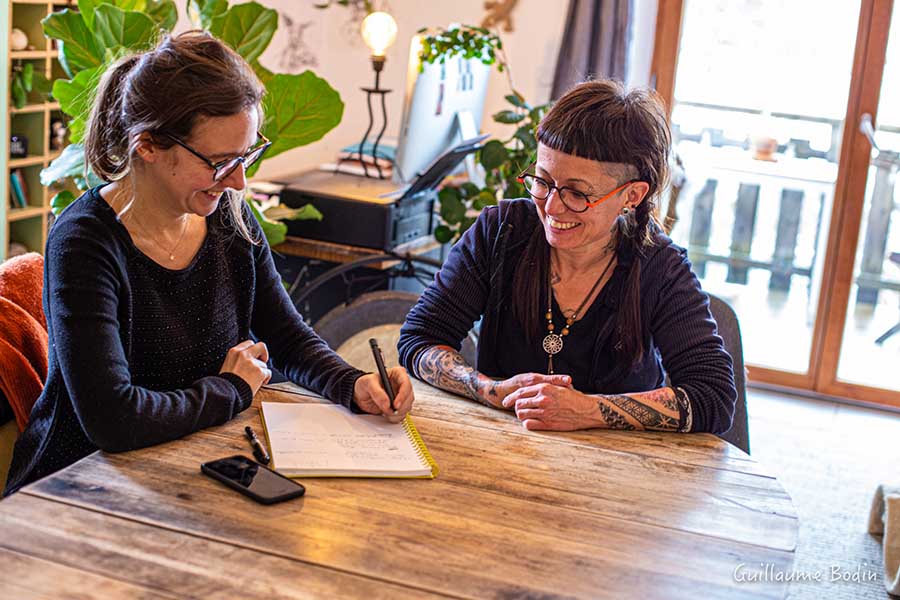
[
  {"xmin": 194, "ymin": 191, "xmax": 222, "ymax": 215},
  {"xmin": 543, "ymin": 224, "xmax": 583, "ymax": 248}
]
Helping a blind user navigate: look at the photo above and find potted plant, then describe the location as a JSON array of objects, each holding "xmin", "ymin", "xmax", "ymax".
[{"xmin": 39, "ymin": 0, "xmax": 344, "ymax": 246}]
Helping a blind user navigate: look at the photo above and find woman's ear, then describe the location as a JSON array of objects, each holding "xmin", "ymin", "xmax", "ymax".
[
  {"xmin": 626, "ymin": 181, "xmax": 650, "ymax": 209},
  {"xmin": 133, "ymin": 132, "xmax": 159, "ymax": 163}
]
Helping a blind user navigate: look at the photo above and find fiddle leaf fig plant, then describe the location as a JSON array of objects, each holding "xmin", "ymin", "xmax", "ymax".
[
  {"xmin": 417, "ymin": 25, "xmax": 551, "ymax": 243},
  {"xmin": 40, "ymin": 0, "xmax": 342, "ymax": 247}
]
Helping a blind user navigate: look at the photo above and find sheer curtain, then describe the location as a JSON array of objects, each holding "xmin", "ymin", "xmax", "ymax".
[{"xmin": 550, "ymin": 0, "xmax": 633, "ymax": 99}]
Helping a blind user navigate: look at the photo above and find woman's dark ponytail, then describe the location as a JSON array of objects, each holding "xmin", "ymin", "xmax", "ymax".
[{"xmin": 84, "ymin": 55, "xmax": 141, "ymax": 182}]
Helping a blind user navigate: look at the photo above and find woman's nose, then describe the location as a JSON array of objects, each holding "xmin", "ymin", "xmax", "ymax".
[
  {"xmin": 544, "ymin": 187, "xmax": 568, "ymax": 214},
  {"xmin": 222, "ymin": 162, "xmax": 247, "ymax": 191}
]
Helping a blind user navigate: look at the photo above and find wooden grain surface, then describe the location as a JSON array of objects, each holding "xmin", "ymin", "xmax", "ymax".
[{"xmin": 0, "ymin": 381, "xmax": 799, "ymax": 599}]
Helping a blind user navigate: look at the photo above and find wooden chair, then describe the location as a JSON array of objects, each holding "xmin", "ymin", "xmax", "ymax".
[
  {"xmin": 313, "ymin": 290, "xmax": 478, "ymax": 372},
  {"xmin": 708, "ymin": 293, "xmax": 750, "ymax": 454}
]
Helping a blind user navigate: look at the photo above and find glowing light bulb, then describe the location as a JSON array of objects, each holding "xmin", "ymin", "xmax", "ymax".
[{"xmin": 361, "ymin": 11, "xmax": 398, "ymax": 57}]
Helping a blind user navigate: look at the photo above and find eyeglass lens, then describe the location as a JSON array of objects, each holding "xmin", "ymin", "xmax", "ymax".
[
  {"xmin": 521, "ymin": 175, "xmax": 590, "ymax": 212},
  {"xmin": 213, "ymin": 145, "xmax": 267, "ymax": 182}
]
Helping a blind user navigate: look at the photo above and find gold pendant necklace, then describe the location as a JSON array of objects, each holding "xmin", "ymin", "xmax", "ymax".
[
  {"xmin": 544, "ymin": 252, "xmax": 616, "ymax": 374},
  {"xmin": 132, "ymin": 212, "xmax": 190, "ymax": 262}
]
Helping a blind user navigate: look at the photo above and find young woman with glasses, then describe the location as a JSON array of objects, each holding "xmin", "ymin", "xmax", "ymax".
[
  {"xmin": 4, "ymin": 31, "xmax": 414, "ymax": 495},
  {"xmin": 398, "ymin": 80, "xmax": 735, "ymax": 434}
]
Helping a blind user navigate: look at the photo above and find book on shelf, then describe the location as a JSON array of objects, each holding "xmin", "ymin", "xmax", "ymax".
[{"xmin": 9, "ymin": 169, "xmax": 29, "ymax": 208}]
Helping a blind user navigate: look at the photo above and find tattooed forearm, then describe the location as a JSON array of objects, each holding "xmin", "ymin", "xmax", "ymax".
[
  {"xmin": 594, "ymin": 387, "xmax": 681, "ymax": 431},
  {"xmin": 415, "ymin": 346, "xmax": 499, "ymax": 407}
]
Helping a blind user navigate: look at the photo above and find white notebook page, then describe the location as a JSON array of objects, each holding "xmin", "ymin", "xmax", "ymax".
[{"xmin": 261, "ymin": 402, "xmax": 430, "ymax": 476}]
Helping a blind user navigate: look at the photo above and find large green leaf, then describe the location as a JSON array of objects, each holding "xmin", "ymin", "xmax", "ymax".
[
  {"xmin": 246, "ymin": 195, "xmax": 287, "ymax": 247},
  {"xmin": 41, "ymin": 143, "xmax": 86, "ymax": 186},
  {"xmin": 50, "ymin": 190, "xmax": 78, "ymax": 216},
  {"xmin": 187, "ymin": 0, "xmax": 229, "ymax": 30},
  {"xmin": 42, "ymin": 10, "xmax": 105, "ymax": 77},
  {"xmin": 438, "ymin": 187, "xmax": 465, "ymax": 224},
  {"xmin": 11, "ymin": 76, "xmax": 26, "ymax": 110},
  {"xmin": 209, "ymin": 3, "xmax": 278, "ymax": 64},
  {"xmin": 21, "ymin": 63, "xmax": 34, "ymax": 91},
  {"xmin": 480, "ymin": 140, "xmax": 508, "ymax": 170},
  {"xmin": 263, "ymin": 203, "xmax": 323, "ymax": 222},
  {"xmin": 493, "ymin": 109, "xmax": 524, "ymax": 124},
  {"xmin": 52, "ymin": 66, "xmax": 104, "ymax": 144},
  {"xmin": 262, "ymin": 72, "xmax": 343, "ymax": 160},
  {"xmin": 147, "ymin": 1, "xmax": 179, "ymax": 31},
  {"xmin": 92, "ymin": 5, "xmax": 159, "ymax": 52}
]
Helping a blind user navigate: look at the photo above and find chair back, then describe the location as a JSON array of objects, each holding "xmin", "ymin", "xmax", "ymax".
[
  {"xmin": 313, "ymin": 291, "xmax": 477, "ymax": 372},
  {"xmin": 707, "ymin": 293, "xmax": 750, "ymax": 454}
]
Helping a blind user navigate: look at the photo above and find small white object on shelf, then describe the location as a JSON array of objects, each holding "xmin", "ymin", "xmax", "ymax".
[{"xmin": 10, "ymin": 28, "xmax": 29, "ymax": 51}]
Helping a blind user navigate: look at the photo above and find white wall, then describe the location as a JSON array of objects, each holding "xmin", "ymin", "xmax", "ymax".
[{"xmin": 179, "ymin": 1, "xmax": 568, "ymax": 181}]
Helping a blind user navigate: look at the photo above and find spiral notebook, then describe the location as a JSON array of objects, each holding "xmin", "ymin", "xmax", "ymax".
[{"xmin": 259, "ymin": 402, "xmax": 438, "ymax": 478}]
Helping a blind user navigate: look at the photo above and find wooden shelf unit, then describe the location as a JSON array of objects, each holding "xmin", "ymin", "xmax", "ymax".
[{"xmin": 3, "ymin": 1, "xmax": 75, "ymax": 261}]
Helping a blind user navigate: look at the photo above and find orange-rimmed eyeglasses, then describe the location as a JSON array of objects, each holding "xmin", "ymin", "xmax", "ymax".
[{"xmin": 517, "ymin": 164, "xmax": 638, "ymax": 213}]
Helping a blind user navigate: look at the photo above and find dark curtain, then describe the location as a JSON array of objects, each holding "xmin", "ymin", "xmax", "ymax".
[{"xmin": 550, "ymin": 0, "xmax": 633, "ymax": 100}]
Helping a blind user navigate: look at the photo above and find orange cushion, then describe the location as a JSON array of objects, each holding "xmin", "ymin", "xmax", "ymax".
[{"xmin": 0, "ymin": 252, "xmax": 45, "ymax": 330}]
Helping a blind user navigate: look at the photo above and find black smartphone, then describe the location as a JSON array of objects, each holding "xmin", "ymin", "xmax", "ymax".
[{"xmin": 201, "ymin": 455, "xmax": 306, "ymax": 505}]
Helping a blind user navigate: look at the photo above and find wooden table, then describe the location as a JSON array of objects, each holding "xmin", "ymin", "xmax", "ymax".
[{"xmin": 0, "ymin": 382, "xmax": 798, "ymax": 599}]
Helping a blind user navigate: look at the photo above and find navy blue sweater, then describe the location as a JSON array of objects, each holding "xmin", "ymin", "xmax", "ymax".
[
  {"xmin": 398, "ymin": 199, "xmax": 736, "ymax": 433},
  {"xmin": 4, "ymin": 187, "xmax": 364, "ymax": 494}
]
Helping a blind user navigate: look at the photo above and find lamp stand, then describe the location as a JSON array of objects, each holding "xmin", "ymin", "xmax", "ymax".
[{"xmin": 342, "ymin": 55, "xmax": 392, "ymax": 179}]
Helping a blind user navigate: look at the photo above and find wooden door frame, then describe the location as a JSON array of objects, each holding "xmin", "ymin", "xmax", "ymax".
[
  {"xmin": 650, "ymin": 0, "xmax": 900, "ymax": 408},
  {"xmin": 815, "ymin": 0, "xmax": 899, "ymax": 408}
]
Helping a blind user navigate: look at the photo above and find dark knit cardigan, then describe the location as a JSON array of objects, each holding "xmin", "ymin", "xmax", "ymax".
[
  {"xmin": 5, "ymin": 187, "xmax": 364, "ymax": 494},
  {"xmin": 398, "ymin": 199, "xmax": 736, "ymax": 433}
]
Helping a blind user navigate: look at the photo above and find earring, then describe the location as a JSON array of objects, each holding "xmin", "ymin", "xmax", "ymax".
[{"xmin": 622, "ymin": 206, "xmax": 631, "ymax": 216}]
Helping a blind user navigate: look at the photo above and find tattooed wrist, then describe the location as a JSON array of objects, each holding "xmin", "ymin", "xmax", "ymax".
[
  {"xmin": 595, "ymin": 391, "xmax": 680, "ymax": 431},
  {"xmin": 416, "ymin": 345, "xmax": 499, "ymax": 408}
]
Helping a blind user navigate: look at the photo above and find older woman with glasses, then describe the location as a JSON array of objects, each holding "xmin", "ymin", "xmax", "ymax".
[
  {"xmin": 4, "ymin": 31, "xmax": 414, "ymax": 495},
  {"xmin": 398, "ymin": 80, "xmax": 735, "ymax": 434}
]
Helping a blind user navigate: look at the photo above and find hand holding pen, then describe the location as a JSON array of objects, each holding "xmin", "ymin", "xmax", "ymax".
[{"xmin": 349, "ymin": 340, "xmax": 415, "ymax": 423}]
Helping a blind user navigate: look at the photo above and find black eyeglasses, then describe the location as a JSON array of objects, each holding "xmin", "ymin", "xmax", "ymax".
[
  {"xmin": 164, "ymin": 131, "xmax": 271, "ymax": 183},
  {"xmin": 517, "ymin": 164, "xmax": 638, "ymax": 213}
]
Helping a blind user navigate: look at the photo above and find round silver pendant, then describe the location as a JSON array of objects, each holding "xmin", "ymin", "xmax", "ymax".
[{"xmin": 542, "ymin": 333, "xmax": 563, "ymax": 355}]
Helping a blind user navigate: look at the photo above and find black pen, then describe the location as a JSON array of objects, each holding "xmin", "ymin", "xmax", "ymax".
[
  {"xmin": 244, "ymin": 425, "xmax": 270, "ymax": 464},
  {"xmin": 369, "ymin": 338, "xmax": 396, "ymax": 413}
]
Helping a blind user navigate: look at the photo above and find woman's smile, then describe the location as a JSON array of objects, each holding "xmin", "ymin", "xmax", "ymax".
[{"xmin": 546, "ymin": 215, "xmax": 581, "ymax": 231}]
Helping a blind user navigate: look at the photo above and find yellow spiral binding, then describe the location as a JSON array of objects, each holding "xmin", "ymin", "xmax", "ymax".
[{"xmin": 402, "ymin": 415, "xmax": 439, "ymax": 478}]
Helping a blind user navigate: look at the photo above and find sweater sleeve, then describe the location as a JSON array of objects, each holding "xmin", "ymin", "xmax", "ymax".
[
  {"xmin": 244, "ymin": 210, "xmax": 365, "ymax": 409},
  {"xmin": 397, "ymin": 205, "xmax": 497, "ymax": 373},
  {"xmin": 46, "ymin": 215, "xmax": 252, "ymax": 453},
  {"xmin": 648, "ymin": 247, "xmax": 737, "ymax": 434}
]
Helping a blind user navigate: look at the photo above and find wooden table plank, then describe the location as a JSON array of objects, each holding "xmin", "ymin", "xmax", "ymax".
[
  {"xmin": 0, "ymin": 495, "xmax": 450, "ymax": 600},
  {"xmin": 0, "ymin": 548, "xmax": 173, "ymax": 600}
]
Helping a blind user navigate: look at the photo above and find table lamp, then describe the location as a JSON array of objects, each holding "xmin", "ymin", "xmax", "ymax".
[{"xmin": 345, "ymin": 11, "xmax": 398, "ymax": 179}]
